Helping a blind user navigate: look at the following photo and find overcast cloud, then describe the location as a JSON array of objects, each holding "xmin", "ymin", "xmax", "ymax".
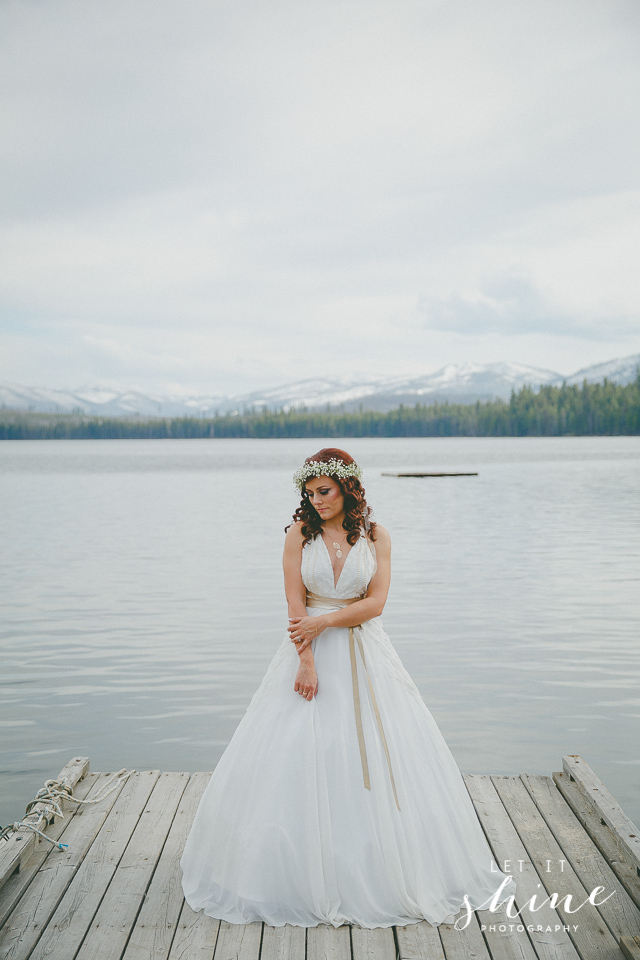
[{"xmin": 1, "ymin": 0, "xmax": 639, "ymax": 394}]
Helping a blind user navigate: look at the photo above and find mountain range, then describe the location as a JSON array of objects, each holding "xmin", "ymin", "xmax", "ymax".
[{"xmin": 1, "ymin": 353, "xmax": 638, "ymax": 418}]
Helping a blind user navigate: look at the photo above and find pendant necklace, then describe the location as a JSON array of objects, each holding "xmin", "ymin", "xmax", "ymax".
[{"xmin": 329, "ymin": 533, "xmax": 347, "ymax": 558}]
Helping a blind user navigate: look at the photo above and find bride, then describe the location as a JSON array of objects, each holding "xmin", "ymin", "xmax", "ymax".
[{"xmin": 180, "ymin": 447, "xmax": 516, "ymax": 928}]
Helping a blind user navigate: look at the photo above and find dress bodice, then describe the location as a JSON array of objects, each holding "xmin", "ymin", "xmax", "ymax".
[{"xmin": 301, "ymin": 532, "xmax": 377, "ymax": 600}]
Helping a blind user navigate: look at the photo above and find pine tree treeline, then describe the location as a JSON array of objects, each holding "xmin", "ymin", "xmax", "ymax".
[{"xmin": 1, "ymin": 375, "xmax": 639, "ymax": 440}]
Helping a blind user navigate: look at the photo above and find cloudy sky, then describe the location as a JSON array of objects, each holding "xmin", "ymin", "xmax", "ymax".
[{"xmin": 1, "ymin": 0, "xmax": 639, "ymax": 395}]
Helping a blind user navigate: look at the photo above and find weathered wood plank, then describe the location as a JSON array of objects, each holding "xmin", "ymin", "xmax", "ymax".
[
  {"xmin": 27, "ymin": 770, "xmax": 161, "ymax": 960},
  {"xmin": 260, "ymin": 923, "xmax": 306, "ymax": 960},
  {"xmin": 0, "ymin": 757, "xmax": 90, "ymax": 889},
  {"xmin": 492, "ymin": 775, "xmax": 620, "ymax": 960},
  {"xmin": 212, "ymin": 919, "xmax": 262, "ymax": 960},
  {"xmin": 562, "ymin": 757, "xmax": 640, "ymax": 877},
  {"xmin": 462, "ymin": 777, "xmax": 551, "ymax": 960},
  {"xmin": 0, "ymin": 770, "xmax": 100, "ymax": 930},
  {"xmin": 464, "ymin": 774, "xmax": 580, "ymax": 960},
  {"xmin": 73, "ymin": 772, "xmax": 189, "ymax": 960},
  {"xmin": 121, "ymin": 772, "xmax": 210, "ymax": 960},
  {"xmin": 424, "ymin": 878, "xmax": 540, "ymax": 960},
  {"xmin": 479, "ymin": 904, "xmax": 542, "ymax": 960},
  {"xmin": 351, "ymin": 924, "xmax": 395, "ymax": 960},
  {"xmin": 553, "ymin": 772, "xmax": 640, "ymax": 912},
  {"xmin": 620, "ymin": 935, "xmax": 640, "ymax": 960},
  {"xmin": 423, "ymin": 888, "xmax": 540, "ymax": 960},
  {"xmin": 307, "ymin": 924, "xmax": 351, "ymax": 960},
  {"xmin": 521, "ymin": 774, "xmax": 640, "ymax": 943},
  {"xmin": 475, "ymin": 901, "xmax": 541, "ymax": 960},
  {"xmin": 0, "ymin": 770, "xmax": 131, "ymax": 960},
  {"xmin": 439, "ymin": 915, "xmax": 491, "ymax": 960},
  {"xmin": 396, "ymin": 921, "xmax": 444, "ymax": 960},
  {"xmin": 166, "ymin": 901, "xmax": 220, "ymax": 960}
]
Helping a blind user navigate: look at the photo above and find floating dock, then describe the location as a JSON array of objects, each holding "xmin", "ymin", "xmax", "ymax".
[
  {"xmin": 382, "ymin": 471, "xmax": 479, "ymax": 477},
  {"xmin": 1, "ymin": 755, "xmax": 639, "ymax": 960}
]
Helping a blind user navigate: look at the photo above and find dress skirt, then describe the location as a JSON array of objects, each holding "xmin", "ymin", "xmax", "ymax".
[{"xmin": 180, "ymin": 604, "xmax": 516, "ymax": 928}]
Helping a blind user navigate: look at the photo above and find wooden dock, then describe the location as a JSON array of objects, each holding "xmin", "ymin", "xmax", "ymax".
[
  {"xmin": 1, "ymin": 754, "xmax": 639, "ymax": 960},
  {"xmin": 381, "ymin": 472, "xmax": 479, "ymax": 478}
]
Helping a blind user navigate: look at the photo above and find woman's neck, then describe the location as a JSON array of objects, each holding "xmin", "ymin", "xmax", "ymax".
[{"xmin": 322, "ymin": 516, "xmax": 346, "ymax": 536}]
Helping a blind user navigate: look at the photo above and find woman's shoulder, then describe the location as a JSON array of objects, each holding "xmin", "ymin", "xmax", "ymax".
[
  {"xmin": 284, "ymin": 520, "xmax": 319, "ymax": 547},
  {"xmin": 369, "ymin": 523, "xmax": 390, "ymax": 555},
  {"xmin": 371, "ymin": 522, "xmax": 390, "ymax": 543},
  {"xmin": 285, "ymin": 520, "xmax": 305, "ymax": 541}
]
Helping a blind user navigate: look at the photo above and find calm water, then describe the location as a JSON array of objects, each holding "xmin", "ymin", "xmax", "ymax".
[{"xmin": 1, "ymin": 437, "xmax": 639, "ymax": 827}]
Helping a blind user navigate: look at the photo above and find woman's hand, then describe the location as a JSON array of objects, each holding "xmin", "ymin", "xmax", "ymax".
[
  {"xmin": 294, "ymin": 662, "xmax": 318, "ymax": 701},
  {"xmin": 288, "ymin": 614, "xmax": 327, "ymax": 654}
]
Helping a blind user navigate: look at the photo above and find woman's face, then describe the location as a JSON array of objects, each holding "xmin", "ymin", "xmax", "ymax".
[{"xmin": 304, "ymin": 475, "xmax": 345, "ymax": 523}]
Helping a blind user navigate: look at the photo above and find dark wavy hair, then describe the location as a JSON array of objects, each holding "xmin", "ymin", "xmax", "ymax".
[{"xmin": 285, "ymin": 447, "xmax": 376, "ymax": 547}]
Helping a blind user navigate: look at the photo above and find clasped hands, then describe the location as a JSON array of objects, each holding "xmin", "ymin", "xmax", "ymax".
[{"xmin": 287, "ymin": 614, "xmax": 328, "ymax": 654}]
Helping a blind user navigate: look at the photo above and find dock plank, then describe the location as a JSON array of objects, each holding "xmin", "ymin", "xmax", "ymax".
[
  {"xmin": 562, "ymin": 757, "xmax": 640, "ymax": 878},
  {"xmin": 463, "ymin": 776, "xmax": 550, "ymax": 960},
  {"xmin": 0, "ymin": 770, "xmax": 100, "ymax": 930},
  {"xmin": 351, "ymin": 924, "xmax": 395, "ymax": 960},
  {"xmin": 474, "ymin": 903, "xmax": 540, "ymax": 960},
  {"xmin": 439, "ymin": 915, "xmax": 491, "ymax": 960},
  {"xmin": 73, "ymin": 771, "xmax": 189, "ymax": 960},
  {"xmin": 425, "ymin": 888, "xmax": 541, "ymax": 960},
  {"xmin": 0, "ymin": 770, "xmax": 131, "ymax": 960},
  {"xmin": 121, "ymin": 772, "xmax": 210, "ymax": 960},
  {"xmin": 27, "ymin": 770, "xmax": 161, "ymax": 960},
  {"xmin": 492, "ymin": 775, "xmax": 620, "ymax": 960},
  {"xmin": 213, "ymin": 919, "xmax": 262, "ymax": 960},
  {"xmin": 464, "ymin": 774, "xmax": 581, "ymax": 960},
  {"xmin": 306, "ymin": 924, "xmax": 351, "ymax": 960},
  {"xmin": 167, "ymin": 901, "xmax": 220, "ymax": 960},
  {"xmin": 553, "ymin": 773, "xmax": 640, "ymax": 912},
  {"xmin": 620, "ymin": 936, "xmax": 640, "ymax": 960},
  {"xmin": 521, "ymin": 774, "xmax": 640, "ymax": 943},
  {"xmin": 396, "ymin": 921, "xmax": 444, "ymax": 960},
  {"xmin": 0, "ymin": 757, "xmax": 90, "ymax": 890},
  {"xmin": 260, "ymin": 924, "xmax": 306, "ymax": 960}
]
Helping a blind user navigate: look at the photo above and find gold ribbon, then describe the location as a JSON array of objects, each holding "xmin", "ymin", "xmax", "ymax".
[{"xmin": 305, "ymin": 591, "xmax": 400, "ymax": 810}]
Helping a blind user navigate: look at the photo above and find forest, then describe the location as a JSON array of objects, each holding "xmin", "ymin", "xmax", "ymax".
[{"xmin": 1, "ymin": 375, "xmax": 639, "ymax": 439}]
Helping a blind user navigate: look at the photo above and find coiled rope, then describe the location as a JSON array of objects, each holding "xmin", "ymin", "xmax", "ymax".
[{"xmin": 0, "ymin": 768, "xmax": 134, "ymax": 851}]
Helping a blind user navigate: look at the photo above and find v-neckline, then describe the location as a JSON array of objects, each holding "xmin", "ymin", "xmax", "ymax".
[{"xmin": 319, "ymin": 533, "xmax": 357, "ymax": 591}]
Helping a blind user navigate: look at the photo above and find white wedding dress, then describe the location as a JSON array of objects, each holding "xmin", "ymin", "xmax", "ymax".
[{"xmin": 180, "ymin": 531, "xmax": 516, "ymax": 928}]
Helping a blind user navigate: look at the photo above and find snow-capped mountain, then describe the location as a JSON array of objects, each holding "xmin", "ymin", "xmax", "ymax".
[
  {"xmin": 226, "ymin": 362, "xmax": 563, "ymax": 414},
  {"xmin": 1, "ymin": 353, "xmax": 638, "ymax": 417},
  {"xmin": 561, "ymin": 354, "xmax": 640, "ymax": 387},
  {"xmin": 0, "ymin": 383, "xmax": 226, "ymax": 417}
]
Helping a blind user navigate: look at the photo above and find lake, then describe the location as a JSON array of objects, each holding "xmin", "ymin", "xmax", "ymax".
[{"xmin": 1, "ymin": 436, "xmax": 639, "ymax": 828}]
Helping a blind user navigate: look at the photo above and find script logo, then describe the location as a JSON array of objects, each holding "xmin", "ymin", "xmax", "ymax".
[{"xmin": 454, "ymin": 861, "xmax": 616, "ymax": 931}]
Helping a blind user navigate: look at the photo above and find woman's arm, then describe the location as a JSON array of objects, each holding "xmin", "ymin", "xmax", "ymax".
[
  {"xmin": 283, "ymin": 521, "xmax": 309, "ymax": 623},
  {"xmin": 289, "ymin": 525, "xmax": 391, "ymax": 654},
  {"xmin": 282, "ymin": 521, "xmax": 316, "ymax": 648},
  {"xmin": 283, "ymin": 523, "xmax": 318, "ymax": 700}
]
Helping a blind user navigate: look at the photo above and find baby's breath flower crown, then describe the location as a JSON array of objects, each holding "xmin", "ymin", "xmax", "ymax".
[{"xmin": 293, "ymin": 458, "xmax": 363, "ymax": 492}]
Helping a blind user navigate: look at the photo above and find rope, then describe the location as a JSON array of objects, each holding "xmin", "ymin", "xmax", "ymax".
[{"xmin": 0, "ymin": 768, "xmax": 134, "ymax": 851}]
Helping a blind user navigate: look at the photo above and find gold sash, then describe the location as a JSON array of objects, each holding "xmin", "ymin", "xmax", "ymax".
[{"xmin": 305, "ymin": 591, "xmax": 400, "ymax": 810}]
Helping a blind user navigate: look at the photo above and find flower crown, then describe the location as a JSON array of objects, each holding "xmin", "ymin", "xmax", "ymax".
[{"xmin": 293, "ymin": 458, "xmax": 363, "ymax": 492}]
